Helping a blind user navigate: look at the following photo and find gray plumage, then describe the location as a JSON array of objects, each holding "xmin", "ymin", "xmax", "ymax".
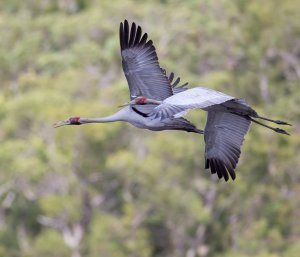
[
  {"xmin": 149, "ymin": 87, "xmax": 235, "ymax": 120},
  {"xmin": 118, "ymin": 20, "xmax": 201, "ymax": 133},
  {"xmin": 54, "ymin": 20, "xmax": 290, "ymax": 182},
  {"xmin": 120, "ymin": 20, "xmax": 173, "ymax": 101},
  {"xmin": 204, "ymin": 112, "xmax": 251, "ymax": 180},
  {"xmin": 146, "ymin": 87, "xmax": 290, "ymax": 181}
]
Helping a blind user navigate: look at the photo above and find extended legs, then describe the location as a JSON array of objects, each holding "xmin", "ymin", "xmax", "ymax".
[
  {"xmin": 255, "ymin": 115, "xmax": 291, "ymax": 126},
  {"xmin": 248, "ymin": 117, "xmax": 290, "ymax": 135}
]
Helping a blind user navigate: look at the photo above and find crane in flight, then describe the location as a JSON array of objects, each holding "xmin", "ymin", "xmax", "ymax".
[{"xmin": 54, "ymin": 20, "xmax": 290, "ymax": 181}]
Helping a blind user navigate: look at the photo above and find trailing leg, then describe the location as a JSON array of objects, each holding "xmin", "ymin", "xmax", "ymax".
[
  {"xmin": 248, "ymin": 117, "xmax": 290, "ymax": 135},
  {"xmin": 254, "ymin": 115, "xmax": 291, "ymax": 126}
]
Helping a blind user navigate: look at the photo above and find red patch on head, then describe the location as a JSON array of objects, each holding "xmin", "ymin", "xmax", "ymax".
[
  {"xmin": 69, "ymin": 116, "xmax": 81, "ymax": 125},
  {"xmin": 136, "ymin": 96, "xmax": 147, "ymax": 104}
]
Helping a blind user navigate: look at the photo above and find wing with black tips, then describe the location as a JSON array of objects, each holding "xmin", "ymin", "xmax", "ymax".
[
  {"xmin": 120, "ymin": 20, "xmax": 173, "ymax": 100},
  {"xmin": 204, "ymin": 112, "xmax": 251, "ymax": 181}
]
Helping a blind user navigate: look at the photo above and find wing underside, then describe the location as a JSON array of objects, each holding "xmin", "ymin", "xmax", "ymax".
[{"xmin": 204, "ymin": 111, "xmax": 251, "ymax": 181}]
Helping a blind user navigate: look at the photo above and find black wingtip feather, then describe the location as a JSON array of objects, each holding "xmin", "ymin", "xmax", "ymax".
[
  {"xmin": 172, "ymin": 77, "xmax": 180, "ymax": 87},
  {"xmin": 119, "ymin": 22, "xmax": 125, "ymax": 50},
  {"xmin": 169, "ymin": 72, "xmax": 174, "ymax": 83},
  {"xmin": 205, "ymin": 159, "xmax": 209, "ymax": 169},
  {"xmin": 134, "ymin": 26, "xmax": 142, "ymax": 45},
  {"xmin": 207, "ymin": 158, "xmax": 236, "ymax": 181},
  {"xmin": 124, "ymin": 20, "xmax": 129, "ymax": 48},
  {"xmin": 213, "ymin": 160, "xmax": 223, "ymax": 179},
  {"xmin": 217, "ymin": 160, "xmax": 229, "ymax": 181},
  {"xmin": 139, "ymin": 33, "xmax": 148, "ymax": 45},
  {"xmin": 225, "ymin": 163, "xmax": 236, "ymax": 180},
  {"xmin": 180, "ymin": 82, "xmax": 189, "ymax": 88},
  {"xmin": 129, "ymin": 22, "xmax": 136, "ymax": 46},
  {"xmin": 210, "ymin": 160, "xmax": 217, "ymax": 174},
  {"xmin": 145, "ymin": 39, "xmax": 153, "ymax": 47}
]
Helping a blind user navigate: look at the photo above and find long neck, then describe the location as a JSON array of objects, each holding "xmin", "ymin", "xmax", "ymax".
[{"xmin": 80, "ymin": 108, "xmax": 127, "ymax": 124}]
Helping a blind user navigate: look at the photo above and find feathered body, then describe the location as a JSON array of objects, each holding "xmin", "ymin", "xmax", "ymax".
[
  {"xmin": 112, "ymin": 106, "xmax": 202, "ymax": 133},
  {"xmin": 54, "ymin": 20, "xmax": 290, "ymax": 182}
]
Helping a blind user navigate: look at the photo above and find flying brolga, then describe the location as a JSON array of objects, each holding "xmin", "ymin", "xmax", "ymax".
[{"xmin": 54, "ymin": 20, "xmax": 291, "ymax": 181}]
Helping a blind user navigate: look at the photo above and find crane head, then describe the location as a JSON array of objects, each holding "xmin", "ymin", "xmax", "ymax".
[
  {"xmin": 133, "ymin": 96, "xmax": 148, "ymax": 104},
  {"xmin": 53, "ymin": 117, "xmax": 81, "ymax": 128}
]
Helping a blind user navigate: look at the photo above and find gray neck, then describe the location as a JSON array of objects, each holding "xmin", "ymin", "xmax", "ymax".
[{"xmin": 80, "ymin": 108, "xmax": 127, "ymax": 124}]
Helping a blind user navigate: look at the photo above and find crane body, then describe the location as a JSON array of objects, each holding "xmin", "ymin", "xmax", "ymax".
[{"xmin": 54, "ymin": 20, "xmax": 290, "ymax": 181}]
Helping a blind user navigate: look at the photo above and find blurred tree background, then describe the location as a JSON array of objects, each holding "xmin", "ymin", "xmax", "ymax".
[{"xmin": 0, "ymin": 0, "xmax": 299, "ymax": 256}]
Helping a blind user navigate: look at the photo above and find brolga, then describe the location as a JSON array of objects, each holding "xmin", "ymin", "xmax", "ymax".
[{"xmin": 54, "ymin": 20, "xmax": 291, "ymax": 181}]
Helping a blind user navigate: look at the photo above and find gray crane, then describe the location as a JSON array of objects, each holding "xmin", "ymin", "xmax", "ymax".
[{"xmin": 54, "ymin": 20, "xmax": 290, "ymax": 181}]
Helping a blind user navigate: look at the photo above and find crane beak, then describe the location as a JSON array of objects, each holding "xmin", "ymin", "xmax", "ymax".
[
  {"xmin": 53, "ymin": 119, "xmax": 70, "ymax": 128},
  {"xmin": 118, "ymin": 102, "xmax": 129, "ymax": 108},
  {"xmin": 118, "ymin": 100, "xmax": 135, "ymax": 108}
]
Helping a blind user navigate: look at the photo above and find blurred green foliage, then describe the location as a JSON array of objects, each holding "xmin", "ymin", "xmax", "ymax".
[{"xmin": 0, "ymin": 0, "xmax": 299, "ymax": 256}]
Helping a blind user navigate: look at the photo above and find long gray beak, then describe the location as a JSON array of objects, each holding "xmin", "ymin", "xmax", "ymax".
[
  {"xmin": 53, "ymin": 119, "xmax": 70, "ymax": 128},
  {"xmin": 118, "ymin": 100, "xmax": 135, "ymax": 108}
]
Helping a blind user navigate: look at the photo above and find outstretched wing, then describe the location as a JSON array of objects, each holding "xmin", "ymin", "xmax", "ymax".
[
  {"xmin": 149, "ymin": 87, "xmax": 235, "ymax": 120},
  {"xmin": 120, "ymin": 20, "xmax": 173, "ymax": 101},
  {"xmin": 204, "ymin": 112, "xmax": 251, "ymax": 181}
]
